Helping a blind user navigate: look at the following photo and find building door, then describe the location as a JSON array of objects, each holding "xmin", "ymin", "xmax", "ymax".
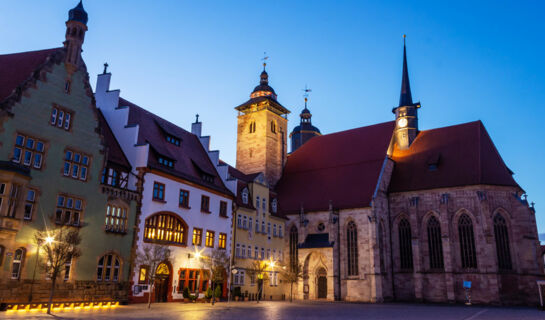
[
  {"xmin": 155, "ymin": 263, "xmax": 170, "ymax": 302},
  {"xmin": 317, "ymin": 268, "xmax": 327, "ymax": 299}
]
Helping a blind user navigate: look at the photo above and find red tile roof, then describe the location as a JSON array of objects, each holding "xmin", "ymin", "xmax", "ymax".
[
  {"xmin": 0, "ymin": 48, "xmax": 61, "ymax": 104},
  {"xmin": 97, "ymin": 109, "xmax": 131, "ymax": 170},
  {"xmin": 276, "ymin": 121, "xmax": 395, "ymax": 215},
  {"xmin": 118, "ymin": 97, "xmax": 233, "ymax": 197},
  {"xmin": 389, "ymin": 120, "xmax": 518, "ymax": 192}
]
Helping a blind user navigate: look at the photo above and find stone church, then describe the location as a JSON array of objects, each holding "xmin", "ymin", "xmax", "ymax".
[{"xmin": 234, "ymin": 42, "xmax": 543, "ymax": 305}]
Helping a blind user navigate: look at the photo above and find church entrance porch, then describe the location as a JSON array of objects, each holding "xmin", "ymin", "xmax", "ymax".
[{"xmin": 299, "ymin": 247, "xmax": 335, "ymax": 301}]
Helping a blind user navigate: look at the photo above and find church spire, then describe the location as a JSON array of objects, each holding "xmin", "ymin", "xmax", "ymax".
[{"xmin": 399, "ymin": 34, "xmax": 413, "ymax": 107}]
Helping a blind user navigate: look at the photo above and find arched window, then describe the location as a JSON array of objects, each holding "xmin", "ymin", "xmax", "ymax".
[
  {"xmin": 144, "ymin": 213, "xmax": 187, "ymax": 245},
  {"xmin": 458, "ymin": 213, "xmax": 477, "ymax": 269},
  {"xmin": 271, "ymin": 121, "xmax": 277, "ymax": 133},
  {"xmin": 378, "ymin": 222, "xmax": 385, "ymax": 273},
  {"xmin": 97, "ymin": 253, "xmax": 121, "ymax": 282},
  {"xmin": 493, "ymin": 213, "xmax": 512, "ymax": 270},
  {"xmin": 249, "ymin": 121, "xmax": 256, "ymax": 133},
  {"xmin": 289, "ymin": 226, "xmax": 298, "ymax": 271},
  {"xmin": 427, "ymin": 216, "xmax": 444, "ymax": 270},
  {"xmin": 11, "ymin": 248, "xmax": 25, "ymax": 279},
  {"xmin": 398, "ymin": 218, "xmax": 413, "ymax": 270},
  {"xmin": 346, "ymin": 221, "xmax": 358, "ymax": 276}
]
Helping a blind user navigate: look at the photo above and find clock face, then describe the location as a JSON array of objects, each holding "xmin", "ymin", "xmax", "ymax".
[{"xmin": 397, "ymin": 118, "xmax": 408, "ymax": 128}]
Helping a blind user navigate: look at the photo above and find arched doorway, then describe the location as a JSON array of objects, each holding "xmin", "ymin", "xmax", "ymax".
[
  {"xmin": 316, "ymin": 267, "xmax": 327, "ymax": 299},
  {"xmin": 155, "ymin": 262, "xmax": 171, "ymax": 302}
]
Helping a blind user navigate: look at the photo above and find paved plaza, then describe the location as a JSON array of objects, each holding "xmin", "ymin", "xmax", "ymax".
[{"xmin": 3, "ymin": 301, "xmax": 544, "ymax": 320}]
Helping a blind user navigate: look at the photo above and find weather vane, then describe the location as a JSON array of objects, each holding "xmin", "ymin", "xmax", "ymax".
[
  {"xmin": 261, "ymin": 52, "xmax": 269, "ymax": 70},
  {"xmin": 303, "ymin": 85, "xmax": 312, "ymax": 105}
]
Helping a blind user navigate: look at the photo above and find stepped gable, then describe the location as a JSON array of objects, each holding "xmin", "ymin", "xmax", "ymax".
[
  {"xmin": 118, "ymin": 97, "xmax": 232, "ymax": 196},
  {"xmin": 276, "ymin": 121, "xmax": 395, "ymax": 215},
  {"xmin": 0, "ymin": 48, "xmax": 62, "ymax": 105},
  {"xmin": 97, "ymin": 109, "xmax": 131, "ymax": 170},
  {"xmin": 389, "ymin": 120, "xmax": 519, "ymax": 192}
]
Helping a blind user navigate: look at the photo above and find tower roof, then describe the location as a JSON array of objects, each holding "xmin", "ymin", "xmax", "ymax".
[
  {"xmin": 68, "ymin": 1, "xmax": 88, "ymax": 25},
  {"xmin": 251, "ymin": 69, "xmax": 277, "ymax": 99},
  {"xmin": 398, "ymin": 36, "xmax": 413, "ymax": 107}
]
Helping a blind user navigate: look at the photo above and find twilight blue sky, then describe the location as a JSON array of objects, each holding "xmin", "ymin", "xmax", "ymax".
[{"xmin": 1, "ymin": 1, "xmax": 544, "ymax": 233}]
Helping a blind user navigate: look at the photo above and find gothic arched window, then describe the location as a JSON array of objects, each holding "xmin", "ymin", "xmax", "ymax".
[
  {"xmin": 399, "ymin": 218, "xmax": 413, "ymax": 270},
  {"xmin": 493, "ymin": 213, "xmax": 512, "ymax": 270},
  {"xmin": 97, "ymin": 253, "xmax": 121, "ymax": 282},
  {"xmin": 144, "ymin": 213, "xmax": 187, "ymax": 245},
  {"xmin": 346, "ymin": 221, "xmax": 358, "ymax": 276},
  {"xmin": 289, "ymin": 226, "xmax": 298, "ymax": 271},
  {"xmin": 427, "ymin": 216, "xmax": 444, "ymax": 270},
  {"xmin": 458, "ymin": 213, "xmax": 477, "ymax": 269}
]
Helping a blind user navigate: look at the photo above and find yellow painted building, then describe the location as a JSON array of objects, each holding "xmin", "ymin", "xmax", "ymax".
[{"xmin": 229, "ymin": 169, "xmax": 286, "ymax": 300}]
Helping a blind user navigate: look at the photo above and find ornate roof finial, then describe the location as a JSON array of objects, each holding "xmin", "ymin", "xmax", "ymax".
[
  {"xmin": 262, "ymin": 52, "xmax": 269, "ymax": 71},
  {"xmin": 303, "ymin": 85, "xmax": 312, "ymax": 108},
  {"xmin": 103, "ymin": 62, "xmax": 109, "ymax": 74},
  {"xmin": 195, "ymin": 114, "xmax": 200, "ymax": 123},
  {"xmin": 399, "ymin": 34, "xmax": 413, "ymax": 107}
]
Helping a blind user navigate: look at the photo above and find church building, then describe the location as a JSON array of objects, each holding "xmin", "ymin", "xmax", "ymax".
[{"xmin": 234, "ymin": 40, "xmax": 543, "ymax": 305}]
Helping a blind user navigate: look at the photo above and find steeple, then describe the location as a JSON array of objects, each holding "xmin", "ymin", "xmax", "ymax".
[
  {"xmin": 399, "ymin": 35, "xmax": 413, "ymax": 107},
  {"xmin": 393, "ymin": 35, "xmax": 420, "ymax": 150},
  {"xmin": 64, "ymin": 1, "xmax": 88, "ymax": 69},
  {"xmin": 289, "ymin": 87, "xmax": 321, "ymax": 153}
]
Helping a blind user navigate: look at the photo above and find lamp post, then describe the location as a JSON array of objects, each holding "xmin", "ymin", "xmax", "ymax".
[{"xmin": 28, "ymin": 235, "xmax": 54, "ymax": 302}]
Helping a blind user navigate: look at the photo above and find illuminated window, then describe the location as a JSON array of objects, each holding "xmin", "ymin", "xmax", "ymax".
[
  {"xmin": 55, "ymin": 195, "xmax": 83, "ymax": 226},
  {"xmin": 205, "ymin": 230, "xmax": 215, "ymax": 248},
  {"xmin": 158, "ymin": 156, "xmax": 174, "ymax": 168},
  {"xmin": 104, "ymin": 204, "xmax": 128, "ymax": 233},
  {"xmin": 97, "ymin": 253, "xmax": 121, "ymax": 282},
  {"xmin": 152, "ymin": 182, "xmax": 165, "ymax": 201},
  {"xmin": 192, "ymin": 228, "xmax": 202, "ymax": 246},
  {"xmin": 218, "ymin": 233, "xmax": 227, "ymax": 249},
  {"xmin": 63, "ymin": 149, "xmax": 90, "ymax": 181},
  {"xmin": 165, "ymin": 135, "xmax": 180, "ymax": 146},
  {"xmin": 12, "ymin": 134, "xmax": 45, "ymax": 169},
  {"xmin": 144, "ymin": 213, "xmax": 187, "ymax": 245},
  {"xmin": 138, "ymin": 265, "xmax": 149, "ymax": 284}
]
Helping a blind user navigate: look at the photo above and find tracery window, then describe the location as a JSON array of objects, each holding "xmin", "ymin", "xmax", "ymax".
[
  {"xmin": 144, "ymin": 213, "xmax": 187, "ymax": 245},
  {"xmin": 97, "ymin": 253, "xmax": 120, "ymax": 282},
  {"xmin": 346, "ymin": 221, "xmax": 358, "ymax": 276},
  {"xmin": 398, "ymin": 218, "xmax": 413, "ymax": 270},
  {"xmin": 493, "ymin": 213, "xmax": 512, "ymax": 270},
  {"xmin": 289, "ymin": 226, "xmax": 298, "ymax": 271},
  {"xmin": 427, "ymin": 216, "xmax": 444, "ymax": 270},
  {"xmin": 458, "ymin": 213, "xmax": 477, "ymax": 269}
]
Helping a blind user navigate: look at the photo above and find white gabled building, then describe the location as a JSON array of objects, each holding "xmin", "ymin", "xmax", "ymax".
[{"xmin": 95, "ymin": 70, "xmax": 235, "ymax": 303}]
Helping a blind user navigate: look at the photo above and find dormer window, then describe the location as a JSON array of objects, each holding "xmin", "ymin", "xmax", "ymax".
[
  {"xmin": 202, "ymin": 173, "xmax": 214, "ymax": 184},
  {"xmin": 166, "ymin": 135, "xmax": 180, "ymax": 146},
  {"xmin": 158, "ymin": 156, "xmax": 174, "ymax": 168},
  {"xmin": 242, "ymin": 188, "xmax": 249, "ymax": 204}
]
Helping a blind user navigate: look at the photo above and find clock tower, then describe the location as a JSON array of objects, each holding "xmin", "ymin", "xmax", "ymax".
[{"xmin": 393, "ymin": 36, "xmax": 420, "ymax": 150}]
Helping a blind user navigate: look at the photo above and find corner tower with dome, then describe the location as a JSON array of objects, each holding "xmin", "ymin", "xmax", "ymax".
[{"xmin": 289, "ymin": 95, "xmax": 321, "ymax": 152}]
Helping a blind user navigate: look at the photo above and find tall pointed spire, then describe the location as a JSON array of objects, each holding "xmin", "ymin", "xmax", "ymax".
[{"xmin": 399, "ymin": 35, "xmax": 413, "ymax": 107}]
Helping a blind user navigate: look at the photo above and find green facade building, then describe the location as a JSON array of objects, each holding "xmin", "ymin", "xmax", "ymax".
[{"xmin": 0, "ymin": 2, "xmax": 138, "ymax": 304}]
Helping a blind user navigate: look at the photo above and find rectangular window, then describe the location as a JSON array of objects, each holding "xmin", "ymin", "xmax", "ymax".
[
  {"xmin": 255, "ymin": 219, "xmax": 259, "ymax": 233},
  {"xmin": 267, "ymin": 249, "xmax": 271, "ymax": 259},
  {"xmin": 267, "ymin": 222, "xmax": 271, "ymax": 235},
  {"xmin": 165, "ymin": 135, "xmax": 181, "ymax": 146},
  {"xmin": 205, "ymin": 230, "xmax": 215, "ymax": 247},
  {"xmin": 261, "ymin": 248, "xmax": 265, "ymax": 260},
  {"xmin": 262, "ymin": 221, "xmax": 265, "ymax": 233},
  {"xmin": 236, "ymin": 243, "xmax": 240, "ymax": 257},
  {"xmin": 218, "ymin": 233, "xmax": 227, "ymax": 249},
  {"xmin": 249, "ymin": 217, "xmax": 253, "ymax": 230},
  {"xmin": 63, "ymin": 149, "xmax": 90, "ymax": 181},
  {"xmin": 55, "ymin": 194, "xmax": 83, "ymax": 226},
  {"xmin": 12, "ymin": 134, "xmax": 45, "ymax": 169},
  {"xmin": 153, "ymin": 182, "xmax": 165, "ymax": 201},
  {"xmin": 200, "ymin": 195, "xmax": 210, "ymax": 213},
  {"xmin": 241, "ymin": 245, "xmax": 246, "ymax": 257},
  {"xmin": 64, "ymin": 258, "xmax": 72, "ymax": 281},
  {"xmin": 279, "ymin": 225, "xmax": 283, "ymax": 238},
  {"xmin": 179, "ymin": 189, "xmax": 190, "ymax": 208},
  {"xmin": 50, "ymin": 106, "xmax": 72, "ymax": 131},
  {"xmin": 237, "ymin": 214, "xmax": 242, "ymax": 228},
  {"xmin": 254, "ymin": 246, "xmax": 258, "ymax": 259},
  {"xmin": 273, "ymin": 224, "xmax": 277, "ymax": 237},
  {"xmin": 192, "ymin": 228, "xmax": 202, "ymax": 246},
  {"xmin": 23, "ymin": 189, "xmax": 36, "ymax": 220},
  {"xmin": 138, "ymin": 266, "xmax": 148, "ymax": 284},
  {"xmin": 219, "ymin": 201, "xmax": 228, "ymax": 217},
  {"xmin": 243, "ymin": 216, "xmax": 247, "ymax": 229},
  {"xmin": 104, "ymin": 204, "xmax": 128, "ymax": 233},
  {"xmin": 158, "ymin": 156, "xmax": 174, "ymax": 168},
  {"xmin": 248, "ymin": 246, "xmax": 253, "ymax": 258}
]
